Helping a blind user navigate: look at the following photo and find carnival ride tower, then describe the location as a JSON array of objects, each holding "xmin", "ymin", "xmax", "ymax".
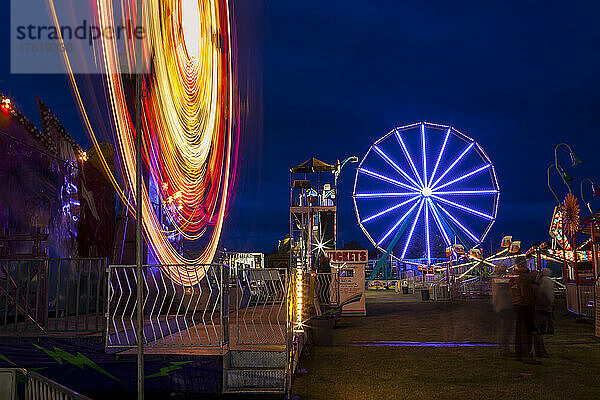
[{"xmin": 289, "ymin": 158, "xmax": 338, "ymax": 272}]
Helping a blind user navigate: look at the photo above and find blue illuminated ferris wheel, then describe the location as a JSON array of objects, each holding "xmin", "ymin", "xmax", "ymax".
[{"xmin": 353, "ymin": 122, "xmax": 500, "ymax": 265}]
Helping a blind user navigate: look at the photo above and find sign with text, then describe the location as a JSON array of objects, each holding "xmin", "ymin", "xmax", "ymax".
[{"xmin": 326, "ymin": 250, "xmax": 367, "ymax": 316}]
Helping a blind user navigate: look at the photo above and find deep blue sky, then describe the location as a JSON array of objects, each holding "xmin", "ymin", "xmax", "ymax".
[{"xmin": 2, "ymin": 1, "xmax": 600, "ymax": 254}]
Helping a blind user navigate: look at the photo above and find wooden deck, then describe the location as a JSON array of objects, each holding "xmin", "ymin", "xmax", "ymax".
[
  {"xmin": 0, "ymin": 304, "xmax": 287, "ymax": 356},
  {"xmin": 115, "ymin": 304, "xmax": 287, "ymax": 356}
]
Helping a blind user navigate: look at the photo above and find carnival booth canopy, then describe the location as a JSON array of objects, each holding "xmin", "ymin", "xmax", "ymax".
[{"xmin": 291, "ymin": 158, "xmax": 336, "ymax": 173}]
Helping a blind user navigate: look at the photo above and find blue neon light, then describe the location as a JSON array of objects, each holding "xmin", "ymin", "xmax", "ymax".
[
  {"xmin": 433, "ymin": 164, "xmax": 491, "ymax": 191},
  {"xmin": 395, "ymin": 130, "xmax": 425, "ymax": 187},
  {"xmin": 431, "ymin": 142, "xmax": 475, "ymax": 189},
  {"xmin": 437, "ymin": 203, "xmax": 480, "ymax": 242},
  {"xmin": 363, "ymin": 196, "xmax": 419, "ymax": 223},
  {"xmin": 373, "ymin": 145, "xmax": 420, "ymax": 189},
  {"xmin": 400, "ymin": 199, "xmax": 425, "ymax": 259},
  {"xmin": 378, "ymin": 199, "xmax": 421, "ymax": 245},
  {"xmin": 355, "ymin": 123, "xmax": 500, "ymax": 263},
  {"xmin": 359, "ymin": 167, "xmax": 418, "ymax": 191}
]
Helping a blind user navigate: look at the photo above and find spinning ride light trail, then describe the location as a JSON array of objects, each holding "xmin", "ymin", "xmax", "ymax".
[
  {"xmin": 353, "ymin": 122, "xmax": 500, "ymax": 266},
  {"xmin": 47, "ymin": 0, "xmax": 240, "ymax": 285}
]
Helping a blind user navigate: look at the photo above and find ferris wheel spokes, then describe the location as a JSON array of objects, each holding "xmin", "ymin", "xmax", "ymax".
[
  {"xmin": 421, "ymin": 124, "xmax": 428, "ymax": 185},
  {"xmin": 428, "ymin": 127, "xmax": 451, "ymax": 188},
  {"xmin": 430, "ymin": 142, "xmax": 475, "ymax": 189},
  {"xmin": 355, "ymin": 192, "xmax": 419, "ymax": 198},
  {"xmin": 432, "ymin": 190, "xmax": 499, "ymax": 195},
  {"xmin": 437, "ymin": 204, "xmax": 480, "ymax": 242},
  {"xmin": 353, "ymin": 122, "xmax": 500, "ymax": 264},
  {"xmin": 427, "ymin": 199, "xmax": 453, "ymax": 247},
  {"xmin": 362, "ymin": 195, "xmax": 420, "ymax": 223},
  {"xmin": 394, "ymin": 129, "xmax": 425, "ymax": 188},
  {"xmin": 424, "ymin": 197, "xmax": 431, "ymax": 264},
  {"xmin": 358, "ymin": 167, "xmax": 419, "ymax": 191},
  {"xmin": 372, "ymin": 145, "xmax": 421, "ymax": 189},
  {"xmin": 433, "ymin": 164, "xmax": 492, "ymax": 192},
  {"xmin": 431, "ymin": 195, "xmax": 494, "ymax": 221},
  {"xmin": 400, "ymin": 198, "xmax": 426, "ymax": 259},
  {"xmin": 377, "ymin": 199, "xmax": 422, "ymax": 245}
]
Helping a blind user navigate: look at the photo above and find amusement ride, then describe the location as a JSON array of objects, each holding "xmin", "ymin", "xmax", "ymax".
[{"xmin": 46, "ymin": 0, "xmax": 239, "ymax": 285}]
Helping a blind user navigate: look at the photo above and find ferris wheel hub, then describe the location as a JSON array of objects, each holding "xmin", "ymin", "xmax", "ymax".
[{"xmin": 421, "ymin": 187, "xmax": 432, "ymax": 197}]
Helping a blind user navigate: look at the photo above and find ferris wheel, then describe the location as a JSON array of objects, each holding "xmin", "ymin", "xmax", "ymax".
[{"xmin": 353, "ymin": 122, "xmax": 500, "ymax": 265}]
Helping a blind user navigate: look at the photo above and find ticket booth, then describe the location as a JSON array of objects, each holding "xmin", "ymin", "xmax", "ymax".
[{"xmin": 326, "ymin": 250, "xmax": 367, "ymax": 316}]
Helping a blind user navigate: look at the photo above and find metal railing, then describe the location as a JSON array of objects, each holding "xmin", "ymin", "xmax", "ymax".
[
  {"xmin": 0, "ymin": 368, "xmax": 91, "ymax": 400},
  {"xmin": 0, "ymin": 258, "xmax": 106, "ymax": 333},
  {"xmin": 234, "ymin": 268, "xmax": 287, "ymax": 346},
  {"xmin": 455, "ymin": 278, "xmax": 491, "ymax": 295},
  {"xmin": 106, "ymin": 264, "xmax": 225, "ymax": 349},
  {"xmin": 566, "ymin": 283, "xmax": 595, "ymax": 318},
  {"xmin": 315, "ymin": 272, "xmax": 340, "ymax": 307}
]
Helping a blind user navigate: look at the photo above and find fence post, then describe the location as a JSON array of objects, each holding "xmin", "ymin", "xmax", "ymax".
[{"xmin": 219, "ymin": 263, "xmax": 229, "ymax": 354}]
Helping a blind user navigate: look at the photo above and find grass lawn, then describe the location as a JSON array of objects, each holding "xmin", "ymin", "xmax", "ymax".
[{"xmin": 292, "ymin": 291, "xmax": 600, "ymax": 400}]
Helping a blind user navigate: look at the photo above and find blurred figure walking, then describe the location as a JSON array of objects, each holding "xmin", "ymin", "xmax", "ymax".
[
  {"xmin": 533, "ymin": 268, "xmax": 555, "ymax": 357},
  {"xmin": 492, "ymin": 264, "xmax": 513, "ymax": 356},
  {"xmin": 510, "ymin": 260, "xmax": 540, "ymax": 364}
]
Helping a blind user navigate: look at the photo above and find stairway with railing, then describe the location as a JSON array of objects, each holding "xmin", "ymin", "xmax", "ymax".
[{"xmin": 0, "ymin": 368, "xmax": 92, "ymax": 400}]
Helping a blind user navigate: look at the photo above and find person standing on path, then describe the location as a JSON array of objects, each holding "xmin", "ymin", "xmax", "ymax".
[
  {"xmin": 532, "ymin": 268, "xmax": 554, "ymax": 357},
  {"xmin": 509, "ymin": 260, "xmax": 540, "ymax": 364},
  {"xmin": 492, "ymin": 264, "xmax": 514, "ymax": 356}
]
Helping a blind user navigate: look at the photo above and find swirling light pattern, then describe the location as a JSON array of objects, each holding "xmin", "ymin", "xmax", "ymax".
[{"xmin": 47, "ymin": 0, "xmax": 239, "ymax": 285}]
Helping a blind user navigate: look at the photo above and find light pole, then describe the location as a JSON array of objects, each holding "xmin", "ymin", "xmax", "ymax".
[
  {"xmin": 135, "ymin": 0, "xmax": 144, "ymax": 398},
  {"xmin": 580, "ymin": 178, "xmax": 600, "ymax": 215},
  {"xmin": 554, "ymin": 143, "xmax": 582, "ymax": 193},
  {"xmin": 334, "ymin": 155, "xmax": 358, "ymax": 186},
  {"xmin": 547, "ymin": 163, "xmax": 561, "ymax": 204}
]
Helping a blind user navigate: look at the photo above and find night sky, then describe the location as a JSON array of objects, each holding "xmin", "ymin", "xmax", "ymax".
[{"xmin": 2, "ymin": 1, "xmax": 600, "ymax": 255}]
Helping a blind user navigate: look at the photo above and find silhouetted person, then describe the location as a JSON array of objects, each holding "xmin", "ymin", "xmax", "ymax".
[
  {"xmin": 510, "ymin": 261, "xmax": 540, "ymax": 364},
  {"xmin": 492, "ymin": 264, "xmax": 513, "ymax": 356},
  {"xmin": 533, "ymin": 268, "xmax": 554, "ymax": 357}
]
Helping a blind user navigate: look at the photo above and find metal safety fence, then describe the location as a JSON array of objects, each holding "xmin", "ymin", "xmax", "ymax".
[
  {"xmin": 0, "ymin": 258, "xmax": 106, "ymax": 334},
  {"xmin": 566, "ymin": 283, "xmax": 595, "ymax": 318},
  {"xmin": 455, "ymin": 278, "xmax": 491, "ymax": 295},
  {"xmin": 0, "ymin": 368, "xmax": 91, "ymax": 400},
  {"xmin": 105, "ymin": 264, "xmax": 226, "ymax": 349},
  {"xmin": 234, "ymin": 268, "xmax": 287, "ymax": 346}
]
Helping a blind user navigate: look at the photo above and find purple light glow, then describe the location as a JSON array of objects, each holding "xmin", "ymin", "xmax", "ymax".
[
  {"xmin": 354, "ymin": 123, "xmax": 500, "ymax": 264},
  {"xmin": 431, "ymin": 142, "xmax": 475, "ymax": 189},
  {"xmin": 358, "ymin": 167, "xmax": 417, "ymax": 191},
  {"xmin": 355, "ymin": 192, "xmax": 419, "ymax": 198},
  {"xmin": 372, "ymin": 145, "xmax": 420, "ymax": 189},
  {"xmin": 437, "ymin": 203, "xmax": 480, "ymax": 242},
  {"xmin": 428, "ymin": 128, "xmax": 450, "ymax": 187},
  {"xmin": 421, "ymin": 123, "xmax": 427, "ymax": 185},
  {"xmin": 394, "ymin": 129, "xmax": 425, "ymax": 187},
  {"xmin": 427, "ymin": 199, "xmax": 452, "ymax": 247},
  {"xmin": 362, "ymin": 196, "xmax": 419, "ymax": 223},
  {"xmin": 348, "ymin": 341, "xmax": 500, "ymax": 348},
  {"xmin": 425, "ymin": 198, "xmax": 431, "ymax": 264},
  {"xmin": 400, "ymin": 198, "xmax": 425, "ymax": 259},
  {"xmin": 431, "ymin": 194, "xmax": 494, "ymax": 221},
  {"xmin": 433, "ymin": 164, "xmax": 491, "ymax": 191},
  {"xmin": 433, "ymin": 190, "xmax": 498, "ymax": 195},
  {"xmin": 377, "ymin": 199, "xmax": 421, "ymax": 245}
]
